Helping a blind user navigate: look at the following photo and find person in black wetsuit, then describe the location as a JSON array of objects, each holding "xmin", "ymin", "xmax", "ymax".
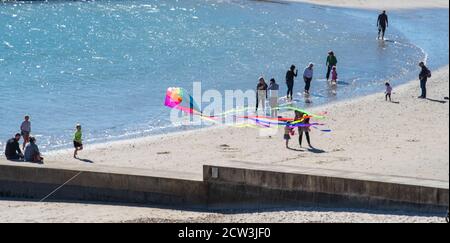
[
  {"xmin": 285, "ymin": 65, "xmax": 298, "ymax": 101},
  {"xmin": 4, "ymin": 133, "xmax": 24, "ymax": 160},
  {"xmin": 377, "ymin": 10, "xmax": 389, "ymax": 40}
]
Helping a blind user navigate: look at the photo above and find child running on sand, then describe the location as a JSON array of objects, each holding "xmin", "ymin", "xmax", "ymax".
[
  {"xmin": 385, "ymin": 82, "xmax": 392, "ymax": 102},
  {"xmin": 73, "ymin": 124, "xmax": 83, "ymax": 158}
]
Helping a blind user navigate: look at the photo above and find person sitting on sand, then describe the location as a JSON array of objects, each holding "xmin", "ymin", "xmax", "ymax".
[
  {"xmin": 4, "ymin": 133, "xmax": 24, "ymax": 160},
  {"xmin": 24, "ymin": 136, "xmax": 43, "ymax": 163},
  {"xmin": 256, "ymin": 77, "xmax": 268, "ymax": 114},
  {"xmin": 385, "ymin": 82, "xmax": 392, "ymax": 102},
  {"xmin": 295, "ymin": 111, "xmax": 312, "ymax": 148},
  {"xmin": 20, "ymin": 115, "xmax": 31, "ymax": 150},
  {"xmin": 73, "ymin": 124, "xmax": 83, "ymax": 159},
  {"xmin": 284, "ymin": 122, "xmax": 294, "ymax": 148}
]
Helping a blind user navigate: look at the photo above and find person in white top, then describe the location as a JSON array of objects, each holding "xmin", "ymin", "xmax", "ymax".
[
  {"xmin": 20, "ymin": 115, "xmax": 31, "ymax": 150},
  {"xmin": 303, "ymin": 63, "xmax": 314, "ymax": 94}
]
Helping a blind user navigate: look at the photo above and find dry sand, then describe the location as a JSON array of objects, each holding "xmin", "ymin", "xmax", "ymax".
[{"xmin": 0, "ymin": 199, "xmax": 445, "ymax": 223}]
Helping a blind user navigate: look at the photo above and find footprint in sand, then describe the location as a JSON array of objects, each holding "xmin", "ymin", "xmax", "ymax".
[
  {"xmin": 157, "ymin": 151, "xmax": 171, "ymax": 155},
  {"xmin": 218, "ymin": 144, "xmax": 240, "ymax": 152}
]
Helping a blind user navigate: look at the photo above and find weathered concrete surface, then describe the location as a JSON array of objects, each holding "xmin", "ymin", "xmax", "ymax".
[
  {"xmin": 0, "ymin": 163, "xmax": 206, "ymax": 207},
  {"xmin": 0, "ymin": 160, "xmax": 447, "ymax": 213},
  {"xmin": 203, "ymin": 164, "xmax": 448, "ymax": 212}
]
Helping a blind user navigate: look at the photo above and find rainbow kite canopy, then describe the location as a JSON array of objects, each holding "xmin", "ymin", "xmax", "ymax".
[{"xmin": 165, "ymin": 87, "xmax": 183, "ymax": 108}]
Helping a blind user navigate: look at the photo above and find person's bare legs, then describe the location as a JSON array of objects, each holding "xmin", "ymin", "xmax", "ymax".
[
  {"xmin": 33, "ymin": 153, "xmax": 43, "ymax": 163},
  {"xmin": 74, "ymin": 145, "xmax": 83, "ymax": 158},
  {"xmin": 22, "ymin": 134, "xmax": 29, "ymax": 150}
]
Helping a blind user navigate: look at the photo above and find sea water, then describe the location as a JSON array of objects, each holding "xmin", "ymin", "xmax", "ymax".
[{"xmin": 0, "ymin": 0, "xmax": 448, "ymax": 151}]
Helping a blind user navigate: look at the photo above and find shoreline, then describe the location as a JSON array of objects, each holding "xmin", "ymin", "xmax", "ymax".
[
  {"xmin": 33, "ymin": 1, "xmax": 449, "ymax": 154},
  {"xmin": 40, "ymin": 65, "xmax": 449, "ymax": 182},
  {"xmin": 45, "ymin": 64, "xmax": 437, "ymax": 156}
]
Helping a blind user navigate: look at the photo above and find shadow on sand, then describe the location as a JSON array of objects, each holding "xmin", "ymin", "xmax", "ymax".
[
  {"xmin": 76, "ymin": 158, "xmax": 94, "ymax": 163},
  {"xmin": 307, "ymin": 147, "xmax": 326, "ymax": 154},
  {"xmin": 426, "ymin": 98, "xmax": 448, "ymax": 104}
]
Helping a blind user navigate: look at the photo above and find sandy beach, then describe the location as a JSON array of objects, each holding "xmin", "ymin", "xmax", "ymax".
[
  {"xmin": 0, "ymin": 0, "xmax": 448, "ymax": 223},
  {"xmin": 42, "ymin": 66, "xmax": 450, "ymax": 182},
  {"xmin": 0, "ymin": 199, "xmax": 444, "ymax": 223},
  {"xmin": 293, "ymin": 0, "xmax": 449, "ymax": 10}
]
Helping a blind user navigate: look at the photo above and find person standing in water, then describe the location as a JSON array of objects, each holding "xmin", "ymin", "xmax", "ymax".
[
  {"xmin": 268, "ymin": 78, "xmax": 280, "ymax": 118},
  {"xmin": 326, "ymin": 51, "xmax": 338, "ymax": 81},
  {"xmin": 73, "ymin": 124, "xmax": 83, "ymax": 158},
  {"xmin": 256, "ymin": 77, "xmax": 268, "ymax": 114},
  {"xmin": 285, "ymin": 65, "xmax": 298, "ymax": 101},
  {"xmin": 377, "ymin": 10, "xmax": 389, "ymax": 40},
  {"xmin": 4, "ymin": 133, "xmax": 23, "ymax": 161},
  {"xmin": 303, "ymin": 63, "xmax": 314, "ymax": 94}
]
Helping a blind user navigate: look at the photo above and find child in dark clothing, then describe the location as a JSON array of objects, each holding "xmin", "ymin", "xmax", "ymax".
[{"xmin": 385, "ymin": 82, "xmax": 392, "ymax": 102}]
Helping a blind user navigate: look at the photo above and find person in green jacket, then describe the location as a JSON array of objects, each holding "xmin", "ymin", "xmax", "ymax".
[
  {"xmin": 73, "ymin": 124, "xmax": 83, "ymax": 158},
  {"xmin": 326, "ymin": 51, "xmax": 338, "ymax": 81}
]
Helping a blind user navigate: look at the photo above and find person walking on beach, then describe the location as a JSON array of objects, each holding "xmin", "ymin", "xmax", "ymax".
[
  {"xmin": 24, "ymin": 137, "xmax": 43, "ymax": 163},
  {"xmin": 4, "ymin": 133, "xmax": 24, "ymax": 161},
  {"xmin": 73, "ymin": 124, "xmax": 83, "ymax": 158},
  {"xmin": 256, "ymin": 77, "xmax": 268, "ymax": 114},
  {"xmin": 285, "ymin": 65, "xmax": 298, "ymax": 101},
  {"xmin": 295, "ymin": 111, "xmax": 312, "ymax": 148},
  {"xmin": 326, "ymin": 51, "xmax": 338, "ymax": 81},
  {"xmin": 20, "ymin": 115, "xmax": 31, "ymax": 150},
  {"xmin": 377, "ymin": 10, "xmax": 389, "ymax": 40},
  {"xmin": 418, "ymin": 62, "xmax": 431, "ymax": 99},
  {"xmin": 385, "ymin": 82, "xmax": 392, "ymax": 102},
  {"xmin": 268, "ymin": 78, "xmax": 280, "ymax": 118},
  {"xmin": 303, "ymin": 63, "xmax": 314, "ymax": 94}
]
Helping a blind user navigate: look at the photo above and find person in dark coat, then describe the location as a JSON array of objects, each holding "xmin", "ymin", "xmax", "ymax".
[
  {"xmin": 4, "ymin": 133, "xmax": 23, "ymax": 160},
  {"xmin": 418, "ymin": 62, "xmax": 431, "ymax": 99}
]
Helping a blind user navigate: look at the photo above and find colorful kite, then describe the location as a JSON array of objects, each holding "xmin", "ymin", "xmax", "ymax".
[{"xmin": 164, "ymin": 87, "xmax": 331, "ymax": 132}]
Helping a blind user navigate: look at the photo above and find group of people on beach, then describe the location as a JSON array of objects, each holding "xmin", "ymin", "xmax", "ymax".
[
  {"xmin": 255, "ymin": 10, "xmax": 434, "ymax": 150},
  {"xmin": 4, "ymin": 115, "xmax": 43, "ymax": 163},
  {"xmin": 255, "ymin": 50, "xmax": 339, "ymax": 114},
  {"xmin": 254, "ymin": 51, "xmax": 339, "ymax": 150},
  {"xmin": 2, "ymin": 10, "xmax": 436, "ymax": 159},
  {"xmin": 4, "ymin": 115, "xmax": 84, "ymax": 163}
]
